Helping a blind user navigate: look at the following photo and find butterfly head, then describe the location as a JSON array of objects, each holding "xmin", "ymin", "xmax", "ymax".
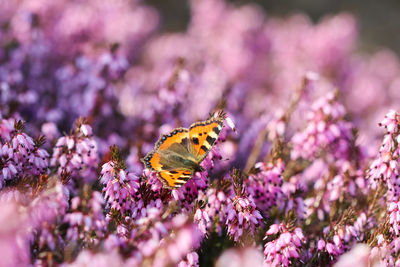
[{"xmin": 194, "ymin": 163, "xmax": 205, "ymax": 173}]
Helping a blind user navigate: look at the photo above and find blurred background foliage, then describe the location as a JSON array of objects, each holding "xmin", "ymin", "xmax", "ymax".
[{"xmin": 147, "ymin": 0, "xmax": 400, "ymax": 54}]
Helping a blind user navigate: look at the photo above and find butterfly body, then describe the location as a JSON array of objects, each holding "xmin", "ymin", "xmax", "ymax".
[{"xmin": 142, "ymin": 112, "xmax": 225, "ymax": 189}]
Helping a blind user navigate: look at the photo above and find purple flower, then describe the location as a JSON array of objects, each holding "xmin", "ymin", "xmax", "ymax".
[
  {"xmin": 216, "ymin": 247, "xmax": 264, "ymax": 267},
  {"xmin": 334, "ymin": 244, "xmax": 371, "ymax": 267},
  {"xmin": 264, "ymin": 223, "xmax": 305, "ymax": 266},
  {"xmin": 150, "ymin": 215, "xmax": 203, "ymax": 267},
  {"xmin": 0, "ymin": 118, "xmax": 49, "ymax": 187},
  {"xmin": 0, "ymin": 199, "xmax": 30, "ymax": 267},
  {"xmin": 201, "ymin": 188, "xmax": 229, "ymax": 235},
  {"xmin": 100, "ymin": 159, "xmax": 140, "ymax": 216},
  {"xmin": 177, "ymin": 252, "xmax": 199, "ymax": 267},
  {"xmin": 64, "ymin": 249, "xmax": 124, "ymax": 267},
  {"xmin": 51, "ymin": 121, "xmax": 98, "ymax": 183},
  {"xmin": 246, "ymin": 159, "xmax": 284, "ymax": 215},
  {"xmin": 291, "ymin": 92, "xmax": 353, "ymax": 162},
  {"xmin": 64, "ymin": 191, "xmax": 106, "ymax": 245},
  {"xmin": 225, "ymin": 195, "xmax": 263, "ymax": 242},
  {"xmin": 368, "ymin": 110, "xmax": 400, "ymax": 200}
]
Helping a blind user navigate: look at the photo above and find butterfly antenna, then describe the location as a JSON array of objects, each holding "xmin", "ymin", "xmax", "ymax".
[{"xmin": 217, "ymin": 110, "xmax": 227, "ymax": 120}]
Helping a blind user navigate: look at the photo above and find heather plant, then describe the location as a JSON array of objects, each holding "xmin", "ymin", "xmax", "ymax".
[{"xmin": 1, "ymin": 0, "xmax": 400, "ymax": 266}]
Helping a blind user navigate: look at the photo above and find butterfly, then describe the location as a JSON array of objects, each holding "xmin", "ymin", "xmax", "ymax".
[{"xmin": 141, "ymin": 111, "xmax": 225, "ymax": 189}]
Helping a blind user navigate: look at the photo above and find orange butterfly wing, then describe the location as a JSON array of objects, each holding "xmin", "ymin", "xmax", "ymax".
[
  {"xmin": 189, "ymin": 114, "xmax": 224, "ymax": 160},
  {"xmin": 158, "ymin": 169, "xmax": 193, "ymax": 188},
  {"xmin": 142, "ymin": 128, "xmax": 189, "ymax": 171}
]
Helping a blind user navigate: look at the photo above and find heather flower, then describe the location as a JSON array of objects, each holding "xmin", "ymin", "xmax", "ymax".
[
  {"xmin": 171, "ymin": 172, "xmax": 208, "ymax": 210},
  {"xmin": 142, "ymin": 169, "xmax": 164, "ymax": 195},
  {"xmin": 64, "ymin": 190, "xmax": 106, "ymax": 245},
  {"xmin": 0, "ymin": 180, "xmax": 68, "ymax": 266},
  {"xmin": 0, "ymin": 118, "xmax": 49, "ymax": 188},
  {"xmin": 226, "ymin": 171, "xmax": 263, "ymax": 242},
  {"xmin": 369, "ymin": 110, "xmax": 400, "ymax": 200},
  {"xmin": 291, "ymin": 91, "xmax": 353, "ymax": 163},
  {"xmin": 201, "ymin": 187, "xmax": 230, "ymax": 235},
  {"xmin": 216, "ymin": 247, "xmax": 264, "ymax": 267},
  {"xmin": 334, "ymin": 244, "xmax": 371, "ymax": 267},
  {"xmin": 388, "ymin": 200, "xmax": 400, "ymax": 236},
  {"xmin": 0, "ymin": 199, "xmax": 30, "ymax": 267},
  {"xmin": 150, "ymin": 215, "xmax": 203, "ymax": 267},
  {"xmin": 177, "ymin": 252, "xmax": 199, "ymax": 267},
  {"xmin": 263, "ymin": 223, "xmax": 305, "ymax": 266},
  {"xmin": 225, "ymin": 195, "xmax": 263, "ymax": 242},
  {"xmin": 246, "ymin": 159, "xmax": 284, "ymax": 215},
  {"xmin": 51, "ymin": 120, "xmax": 98, "ymax": 183},
  {"xmin": 41, "ymin": 122, "xmax": 60, "ymax": 142},
  {"xmin": 29, "ymin": 181, "xmax": 70, "ymax": 261},
  {"xmin": 369, "ymin": 235, "xmax": 394, "ymax": 266},
  {"xmin": 64, "ymin": 249, "xmax": 124, "ymax": 267},
  {"xmin": 315, "ymin": 211, "xmax": 369, "ymax": 264},
  {"xmin": 193, "ymin": 202, "xmax": 211, "ymax": 235},
  {"xmin": 28, "ymin": 180, "xmax": 69, "ymax": 228},
  {"xmin": 99, "ymin": 146, "xmax": 140, "ymax": 216}
]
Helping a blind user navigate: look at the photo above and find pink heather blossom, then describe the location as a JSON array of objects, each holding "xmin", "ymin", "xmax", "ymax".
[
  {"xmin": 201, "ymin": 188, "xmax": 229, "ymax": 235},
  {"xmin": 41, "ymin": 122, "xmax": 60, "ymax": 141},
  {"xmin": 291, "ymin": 91, "xmax": 353, "ymax": 162},
  {"xmin": 369, "ymin": 110, "xmax": 400, "ymax": 200},
  {"xmin": 64, "ymin": 249, "xmax": 124, "ymax": 267},
  {"xmin": 193, "ymin": 207, "xmax": 211, "ymax": 235},
  {"xmin": 216, "ymin": 247, "xmax": 264, "ymax": 267},
  {"xmin": 64, "ymin": 191, "xmax": 106, "ymax": 244},
  {"xmin": 150, "ymin": 215, "xmax": 203, "ymax": 267},
  {"xmin": 0, "ymin": 199, "xmax": 30, "ymax": 267},
  {"xmin": 226, "ymin": 194, "xmax": 263, "ymax": 242},
  {"xmin": 177, "ymin": 252, "xmax": 199, "ymax": 267},
  {"xmin": 100, "ymin": 160, "xmax": 140, "ymax": 215},
  {"xmin": 0, "ymin": 118, "xmax": 49, "ymax": 187},
  {"xmin": 264, "ymin": 223, "xmax": 305, "ymax": 267},
  {"xmin": 334, "ymin": 244, "xmax": 371, "ymax": 267},
  {"xmin": 246, "ymin": 160, "xmax": 284, "ymax": 215},
  {"xmin": 51, "ymin": 123, "xmax": 98, "ymax": 183},
  {"xmin": 388, "ymin": 200, "xmax": 400, "ymax": 236}
]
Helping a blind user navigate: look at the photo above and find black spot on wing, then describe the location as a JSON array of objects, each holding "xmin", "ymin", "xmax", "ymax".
[
  {"xmin": 206, "ymin": 136, "xmax": 216, "ymax": 145},
  {"xmin": 213, "ymin": 126, "xmax": 221, "ymax": 134},
  {"xmin": 192, "ymin": 137, "xmax": 199, "ymax": 145},
  {"xmin": 200, "ymin": 145, "xmax": 208, "ymax": 152}
]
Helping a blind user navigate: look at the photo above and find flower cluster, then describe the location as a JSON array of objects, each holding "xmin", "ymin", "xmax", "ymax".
[
  {"xmin": 0, "ymin": 118, "xmax": 48, "ymax": 188},
  {"xmin": 291, "ymin": 92, "xmax": 353, "ymax": 163},
  {"xmin": 51, "ymin": 120, "xmax": 98, "ymax": 184},
  {"xmin": 246, "ymin": 160, "xmax": 284, "ymax": 216},
  {"xmin": 64, "ymin": 190, "xmax": 106, "ymax": 245},
  {"xmin": 226, "ymin": 171, "xmax": 263, "ymax": 242},
  {"xmin": 264, "ymin": 223, "xmax": 305, "ymax": 266},
  {"xmin": 369, "ymin": 110, "xmax": 400, "ymax": 200},
  {"xmin": 99, "ymin": 147, "xmax": 140, "ymax": 216}
]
